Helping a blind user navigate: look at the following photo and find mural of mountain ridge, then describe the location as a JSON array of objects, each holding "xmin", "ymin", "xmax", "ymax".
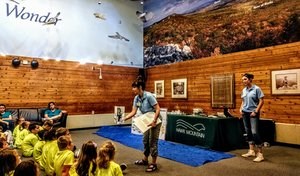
[{"xmin": 143, "ymin": 0, "xmax": 300, "ymax": 67}]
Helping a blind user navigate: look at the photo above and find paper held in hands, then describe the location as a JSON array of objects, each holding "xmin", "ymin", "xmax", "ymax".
[{"xmin": 133, "ymin": 112, "xmax": 161, "ymax": 133}]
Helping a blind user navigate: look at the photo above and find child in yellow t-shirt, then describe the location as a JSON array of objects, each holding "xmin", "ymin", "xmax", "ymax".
[
  {"xmin": 69, "ymin": 141, "xmax": 97, "ymax": 176},
  {"xmin": 95, "ymin": 141, "xmax": 123, "ymax": 176},
  {"xmin": 33, "ymin": 130, "xmax": 46, "ymax": 164},
  {"xmin": 16, "ymin": 121, "xmax": 30, "ymax": 148},
  {"xmin": 54, "ymin": 136, "xmax": 75, "ymax": 176},
  {"xmin": 21, "ymin": 123, "xmax": 40, "ymax": 157},
  {"xmin": 40, "ymin": 128, "xmax": 58, "ymax": 176},
  {"xmin": 13, "ymin": 117, "xmax": 25, "ymax": 147}
]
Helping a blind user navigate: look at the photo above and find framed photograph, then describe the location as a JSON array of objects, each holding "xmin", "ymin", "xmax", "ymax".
[
  {"xmin": 211, "ymin": 74, "xmax": 235, "ymax": 108},
  {"xmin": 271, "ymin": 69, "xmax": 300, "ymax": 95},
  {"xmin": 171, "ymin": 78, "xmax": 187, "ymax": 98},
  {"xmin": 154, "ymin": 80, "xmax": 164, "ymax": 98},
  {"xmin": 114, "ymin": 106, "xmax": 125, "ymax": 124}
]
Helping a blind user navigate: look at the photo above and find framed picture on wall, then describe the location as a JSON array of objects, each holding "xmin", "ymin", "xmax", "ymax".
[
  {"xmin": 171, "ymin": 78, "xmax": 187, "ymax": 98},
  {"xmin": 154, "ymin": 80, "xmax": 164, "ymax": 98},
  {"xmin": 211, "ymin": 74, "xmax": 235, "ymax": 108},
  {"xmin": 271, "ymin": 69, "xmax": 300, "ymax": 95}
]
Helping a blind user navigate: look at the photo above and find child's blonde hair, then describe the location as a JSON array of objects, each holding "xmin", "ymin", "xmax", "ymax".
[{"xmin": 97, "ymin": 141, "xmax": 116, "ymax": 169}]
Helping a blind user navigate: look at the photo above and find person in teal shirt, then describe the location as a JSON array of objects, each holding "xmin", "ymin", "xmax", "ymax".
[
  {"xmin": 240, "ymin": 73, "xmax": 265, "ymax": 162},
  {"xmin": 0, "ymin": 104, "xmax": 14, "ymax": 131},
  {"xmin": 123, "ymin": 79, "xmax": 161, "ymax": 172},
  {"xmin": 43, "ymin": 102, "xmax": 62, "ymax": 123}
]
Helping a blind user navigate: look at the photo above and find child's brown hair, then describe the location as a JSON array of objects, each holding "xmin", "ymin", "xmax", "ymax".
[{"xmin": 57, "ymin": 136, "xmax": 72, "ymax": 151}]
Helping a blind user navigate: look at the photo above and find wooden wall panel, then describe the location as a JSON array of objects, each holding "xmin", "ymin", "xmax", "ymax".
[
  {"xmin": 0, "ymin": 56, "xmax": 139, "ymax": 115},
  {"xmin": 1, "ymin": 42, "xmax": 299, "ymax": 124},
  {"xmin": 146, "ymin": 42, "xmax": 300, "ymax": 124}
]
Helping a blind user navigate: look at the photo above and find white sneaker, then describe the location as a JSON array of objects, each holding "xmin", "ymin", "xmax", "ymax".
[
  {"xmin": 241, "ymin": 150, "xmax": 256, "ymax": 157},
  {"xmin": 253, "ymin": 153, "xmax": 264, "ymax": 162}
]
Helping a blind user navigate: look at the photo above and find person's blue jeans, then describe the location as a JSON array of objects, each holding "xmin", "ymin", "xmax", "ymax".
[
  {"xmin": 242, "ymin": 111, "xmax": 262, "ymax": 148},
  {"xmin": 1, "ymin": 120, "xmax": 14, "ymax": 132}
]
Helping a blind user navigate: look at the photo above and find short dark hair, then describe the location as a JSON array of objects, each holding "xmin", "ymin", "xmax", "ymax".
[
  {"xmin": 13, "ymin": 159, "xmax": 38, "ymax": 176},
  {"xmin": 0, "ymin": 104, "xmax": 6, "ymax": 108},
  {"xmin": 29, "ymin": 123, "xmax": 38, "ymax": 132},
  {"xmin": 132, "ymin": 80, "xmax": 145, "ymax": 90},
  {"xmin": 44, "ymin": 128, "xmax": 57, "ymax": 141},
  {"xmin": 243, "ymin": 73, "xmax": 254, "ymax": 80},
  {"xmin": 48, "ymin": 102, "xmax": 55, "ymax": 109},
  {"xmin": 37, "ymin": 130, "xmax": 46, "ymax": 140}
]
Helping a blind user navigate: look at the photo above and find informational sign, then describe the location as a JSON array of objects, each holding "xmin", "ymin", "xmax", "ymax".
[
  {"xmin": 158, "ymin": 108, "xmax": 167, "ymax": 140},
  {"xmin": 114, "ymin": 106, "xmax": 125, "ymax": 124}
]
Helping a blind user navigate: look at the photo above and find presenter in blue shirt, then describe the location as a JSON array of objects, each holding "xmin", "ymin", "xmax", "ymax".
[
  {"xmin": 240, "ymin": 73, "xmax": 265, "ymax": 162},
  {"xmin": 43, "ymin": 102, "xmax": 62, "ymax": 123},
  {"xmin": 123, "ymin": 79, "xmax": 161, "ymax": 172}
]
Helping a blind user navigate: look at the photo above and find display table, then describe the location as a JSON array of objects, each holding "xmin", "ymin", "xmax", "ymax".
[{"xmin": 166, "ymin": 114, "xmax": 244, "ymax": 151}]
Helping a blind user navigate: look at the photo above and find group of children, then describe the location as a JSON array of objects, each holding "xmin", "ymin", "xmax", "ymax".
[{"xmin": 0, "ymin": 117, "xmax": 125, "ymax": 176}]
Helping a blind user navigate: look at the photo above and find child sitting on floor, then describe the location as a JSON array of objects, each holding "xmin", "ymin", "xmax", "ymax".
[
  {"xmin": 69, "ymin": 140, "xmax": 97, "ymax": 176},
  {"xmin": 13, "ymin": 117, "xmax": 25, "ymax": 147},
  {"xmin": 21, "ymin": 123, "xmax": 40, "ymax": 157},
  {"xmin": 33, "ymin": 130, "xmax": 46, "ymax": 165},
  {"xmin": 40, "ymin": 128, "xmax": 58, "ymax": 176},
  {"xmin": 54, "ymin": 135, "xmax": 75, "ymax": 176},
  {"xmin": 95, "ymin": 141, "xmax": 123, "ymax": 176},
  {"xmin": 17, "ymin": 121, "xmax": 30, "ymax": 149}
]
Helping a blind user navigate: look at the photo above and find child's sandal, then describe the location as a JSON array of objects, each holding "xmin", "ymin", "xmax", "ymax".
[
  {"xmin": 146, "ymin": 164, "xmax": 158, "ymax": 172},
  {"xmin": 134, "ymin": 159, "xmax": 148, "ymax": 165}
]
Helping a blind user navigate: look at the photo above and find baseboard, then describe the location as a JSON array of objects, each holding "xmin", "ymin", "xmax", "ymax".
[
  {"xmin": 66, "ymin": 113, "xmax": 131, "ymax": 129},
  {"xmin": 275, "ymin": 123, "xmax": 300, "ymax": 145},
  {"xmin": 273, "ymin": 142, "xmax": 300, "ymax": 149},
  {"xmin": 69, "ymin": 124, "xmax": 131, "ymax": 131}
]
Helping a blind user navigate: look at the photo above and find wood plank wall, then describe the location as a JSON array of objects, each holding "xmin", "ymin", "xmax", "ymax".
[
  {"xmin": 145, "ymin": 42, "xmax": 300, "ymax": 124},
  {"xmin": 0, "ymin": 56, "xmax": 139, "ymax": 115}
]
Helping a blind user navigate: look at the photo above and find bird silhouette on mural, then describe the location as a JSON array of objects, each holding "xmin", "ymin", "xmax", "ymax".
[
  {"xmin": 136, "ymin": 11, "xmax": 147, "ymax": 22},
  {"xmin": 94, "ymin": 13, "xmax": 106, "ymax": 20},
  {"xmin": 108, "ymin": 32, "xmax": 130, "ymax": 42}
]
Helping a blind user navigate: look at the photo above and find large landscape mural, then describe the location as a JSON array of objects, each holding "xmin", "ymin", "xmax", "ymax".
[{"xmin": 143, "ymin": 0, "xmax": 300, "ymax": 67}]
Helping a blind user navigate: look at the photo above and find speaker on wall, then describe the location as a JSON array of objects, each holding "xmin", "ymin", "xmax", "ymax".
[
  {"xmin": 12, "ymin": 57, "xmax": 21, "ymax": 68},
  {"xmin": 31, "ymin": 60, "xmax": 39, "ymax": 69}
]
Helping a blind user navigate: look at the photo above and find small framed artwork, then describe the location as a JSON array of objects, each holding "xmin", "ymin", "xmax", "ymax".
[
  {"xmin": 211, "ymin": 74, "xmax": 235, "ymax": 108},
  {"xmin": 171, "ymin": 78, "xmax": 187, "ymax": 98},
  {"xmin": 154, "ymin": 80, "xmax": 164, "ymax": 98},
  {"xmin": 271, "ymin": 69, "xmax": 300, "ymax": 95},
  {"xmin": 114, "ymin": 106, "xmax": 125, "ymax": 124}
]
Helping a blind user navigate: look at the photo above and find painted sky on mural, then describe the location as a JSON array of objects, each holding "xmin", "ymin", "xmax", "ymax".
[
  {"xmin": 144, "ymin": 0, "xmax": 221, "ymax": 27},
  {"xmin": 0, "ymin": 0, "xmax": 143, "ymax": 67}
]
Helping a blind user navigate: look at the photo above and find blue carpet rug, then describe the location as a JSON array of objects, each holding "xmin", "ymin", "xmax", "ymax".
[{"xmin": 95, "ymin": 126, "xmax": 234, "ymax": 167}]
